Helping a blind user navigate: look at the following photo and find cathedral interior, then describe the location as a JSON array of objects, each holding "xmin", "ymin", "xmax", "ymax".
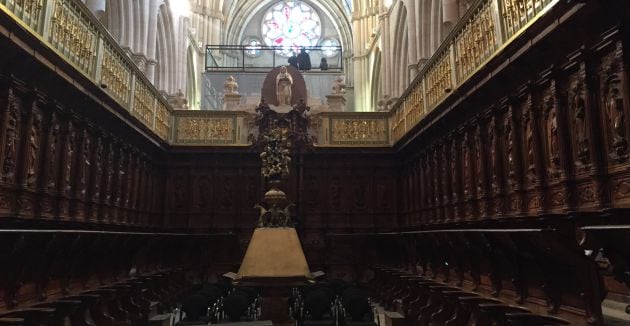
[{"xmin": 1, "ymin": 0, "xmax": 630, "ymax": 325}]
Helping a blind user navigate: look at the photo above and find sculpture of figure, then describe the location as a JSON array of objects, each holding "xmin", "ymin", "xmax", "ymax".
[
  {"xmin": 331, "ymin": 76, "xmax": 346, "ymax": 95},
  {"xmin": 606, "ymin": 76, "xmax": 627, "ymax": 155},
  {"xmin": 293, "ymin": 98, "xmax": 310, "ymax": 117},
  {"xmin": 223, "ymin": 76, "xmax": 239, "ymax": 94},
  {"xmin": 572, "ymin": 81, "xmax": 589, "ymax": 163},
  {"xmin": 64, "ymin": 126, "xmax": 75, "ymax": 194},
  {"xmin": 297, "ymin": 48, "xmax": 311, "ymax": 70},
  {"xmin": 27, "ymin": 116, "xmax": 41, "ymax": 187},
  {"xmin": 93, "ymin": 139, "xmax": 102, "ymax": 200},
  {"xmin": 48, "ymin": 118, "xmax": 59, "ymax": 189},
  {"xmin": 169, "ymin": 89, "xmax": 188, "ymax": 110},
  {"xmin": 3, "ymin": 111, "xmax": 18, "ymax": 182},
  {"xmin": 276, "ymin": 66, "xmax": 293, "ymax": 106}
]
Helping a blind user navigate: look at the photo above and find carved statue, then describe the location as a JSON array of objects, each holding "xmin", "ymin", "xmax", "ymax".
[
  {"xmin": 224, "ymin": 75, "xmax": 239, "ymax": 94},
  {"xmin": 3, "ymin": 109, "xmax": 18, "ymax": 182},
  {"xmin": 276, "ymin": 66, "xmax": 293, "ymax": 106},
  {"xmin": 169, "ymin": 89, "xmax": 188, "ymax": 110},
  {"xmin": 505, "ymin": 117, "xmax": 516, "ymax": 187},
  {"xmin": 93, "ymin": 138, "xmax": 103, "ymax": 200},
  {"xmin": 524, "ymin": 108, "xmax": 535, "ymax": 179},
  {"xmin": 605, "ymin": 74, "xmax": 627, "ymax": 158},
  {"xmin": 64, "ymin": 124, "xmax": 75, "ymax": 194},
  {"xmin": 545, "ymin": 97, "xmax": 560, "ymax": 169},
  {"xmin": 331, "ymin": 76, "xmax": 346, "ymax": 95},
  {"xmin": 571, "ymin": 81, "xmax": 589, "ymax": 164},
  {"xmin": 79, "ymin": 133, "xmax": 90, "ymax": 197},
  {"xmin": 27, "ymin": 114, "xmax": 41, "ymax": 187},
  {"xmin": 47, "ymin": 117, "xmax": 59, "ymax": 190}
]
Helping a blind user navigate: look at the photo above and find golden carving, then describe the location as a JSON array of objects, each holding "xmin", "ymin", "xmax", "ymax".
[
  {"xmin": 50, "ymin": 0, "xmax": 97, "ymax": 76},
  {"xmin": 101, "ymin": 45, "xmax": 131, "ymax": 105},
  {"xmin": 425, "ymin": 50, "xmax": 453, "ymax": 110},
  {"xmin": 331, "ymin": 118, "xmax": 388, "ymax": 145},
  {"xmin": 1, "ymin": 0, "xmax": 44, "ymax": 31},
  {"xmin": 176, "ymin": 117, "xmax": 235, "ymax": 144},
  {"xmin": 455, "ymin": 1, "xmax": 496, "ymax": 84},
  {"xmin": 155, "ymin": 101, "xmax": 170, "ymax": 140},
  {"xmin": 132, "ymin": 80, "xmax": 155, "ymax": 129},
  {"xmin": 501, "ymin": 0, "xmax": 552, "ymax": 40}
]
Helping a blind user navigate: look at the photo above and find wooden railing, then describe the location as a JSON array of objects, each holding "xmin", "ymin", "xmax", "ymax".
[{"xmin": 0, "ymin": 0, "xmax": 561, "ymax": 148}]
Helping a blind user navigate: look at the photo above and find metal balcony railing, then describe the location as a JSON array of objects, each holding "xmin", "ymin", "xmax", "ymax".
[{"xmin": 205, "ymin": 45, "xmax": 344, "ymax": 72}]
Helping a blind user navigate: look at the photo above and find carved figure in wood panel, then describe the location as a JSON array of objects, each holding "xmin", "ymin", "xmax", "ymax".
[
  {"xmin": 2, "ymin": 103, "xmax": 19, "ymax": 184},
  {"xmin": 26, "ymin": 108, "xmax": 42, "ymax": 188},
  {"xmin": 570, "ymin": 79, "xmax": 590, "ymax": 166},
  {"xmin": 47, "ymin": 114, "xmax": 59, "ymax": 191},
  {"xmin": 92, "ymin": 137, "xmax": 103, "ymax": 201},
  {"xmin": 63, "ymin": 123, "xmax": 75, "ymax": 194},
  {"xmin": 505, "ymin": 115, "xmax": 517, "ymax": 188},
  {"xmin": 79, "ymin": 131, "xmax": 90, "ymax": 198},
  {"xmin": 488, "ymin": 119, "xmax": 498, "ymax": 193},
  {"xmin": 523, "ymin": 106, "xmax": 536, "ymax": 182},
  {"xmin": 104, "ymin": 142, "xmax": 114, "ymax": 203},
  {"xmin": 115, "ymin": 147, "xmax": 125, "ymax": 205},
  {"xmin": 451, "ymin": 142, "xmax": 459, "ymax": 202},
  {"xmin": 544, "ymin": 95, "xmax": 561, "ymax": 175},
  {"xmin": 475, "ymin": 129, "xmax": 482, "ymax": 195},
  {"xmin": 463, "ymin": 134, "xmax": 471, "ymax": 198},
  {"xmin": 603, "ymin": 61, "xmax": 627, "ymax": 162}
]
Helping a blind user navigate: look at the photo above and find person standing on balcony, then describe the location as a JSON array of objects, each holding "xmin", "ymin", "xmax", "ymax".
[
  {"xmin": 288, "ymin": 52, "xmax": 299, "ymax": 69},
  {"xmin": 297, "ymin": 48, "xmax": 311, "ymax": 71}
]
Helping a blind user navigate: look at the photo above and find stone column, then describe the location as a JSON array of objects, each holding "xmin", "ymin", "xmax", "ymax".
[
  {"xmin": 326, "ymin": 95, "xmax": 346, "ymax": 112},
  {"xmin": 443, "ymin": 0, "xmax": 460, "ymax": 33},
  {"xmin": 145, "ymin": 0, "xmax": 159, "ymax": 82},
  {"xmin": 405, "ymin": 0, "xmax": 418, "ymax": 78},
  {"xmin": 223, "ymin": 94, "xmax": 242, "ymax": 110},
  {"xmin": 86, "ymin": 0, "xmax": 105, "ymax": 22}
]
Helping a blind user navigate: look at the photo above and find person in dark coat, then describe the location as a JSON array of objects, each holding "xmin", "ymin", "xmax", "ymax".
[
  {"xmin": 297, "ymin": 48, "xmax": 311, "ymax": 70},
  {"xmin": 319, "ymin": 58, "xmax": 328, "ymax": 70},
  {"xmin": 288, "ymin": 53, "xmax": 298, "ymax": 69}
]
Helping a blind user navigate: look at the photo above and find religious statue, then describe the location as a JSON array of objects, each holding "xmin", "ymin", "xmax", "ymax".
[
  {"xmin": 332, "ymin": 76, "xmax": 346, "ymax": 95},
  {"xmin": 224, "ymin": 75, "xmax": 239, "ymax": 94},
  {"xmin": 605, "ymin": 75, "xmax": 627, "ymax": 157},
  {"xmin": 276, "ymin": 66, "xmax": 293, "ymax": 106},
  {"xmin": 168, "ymin": 89, "xmax": 188, "ymax": 110}
]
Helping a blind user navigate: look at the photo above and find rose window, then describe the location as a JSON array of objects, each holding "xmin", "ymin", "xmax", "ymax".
[{"xmin": 262, "ymin": 1, "xmax": 322, "ymax": 57}]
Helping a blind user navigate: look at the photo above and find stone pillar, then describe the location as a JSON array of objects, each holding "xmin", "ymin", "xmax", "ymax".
[
  {"xmin": 405, "ymin": 0, "xmax": 418, "ymax": 78},
  {"xmin": 145, "ymin": 0, "xmax": 159, "ymax": 82},
  {"xmin": 223, "ymin": 94, "xmax": 242, "ymax": 110},
  {"xmin": 326, "ymin": 95, "xmax": 346, "ymax": 112},
  {"xmin": 443, "ymin": 0, "xmax": 460, "ymax": 32}
]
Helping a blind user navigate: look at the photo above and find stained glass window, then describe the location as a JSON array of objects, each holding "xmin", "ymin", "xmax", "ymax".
[
  {"xmin": 243, "ymin": 37, "xmax": 262, "ymax": 57},
  {"xmin": 320, "ymin": 38, "xmax": 340, "ymax": 57},
  {"xmin": 262, "ymin": 1, "xmax": 322, "ymax": 57}
]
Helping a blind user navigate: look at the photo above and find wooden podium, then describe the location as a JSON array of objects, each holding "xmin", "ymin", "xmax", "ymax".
[{"xmin": 230, "ymin": 227, "xmax": 314, "ymax": 325}]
